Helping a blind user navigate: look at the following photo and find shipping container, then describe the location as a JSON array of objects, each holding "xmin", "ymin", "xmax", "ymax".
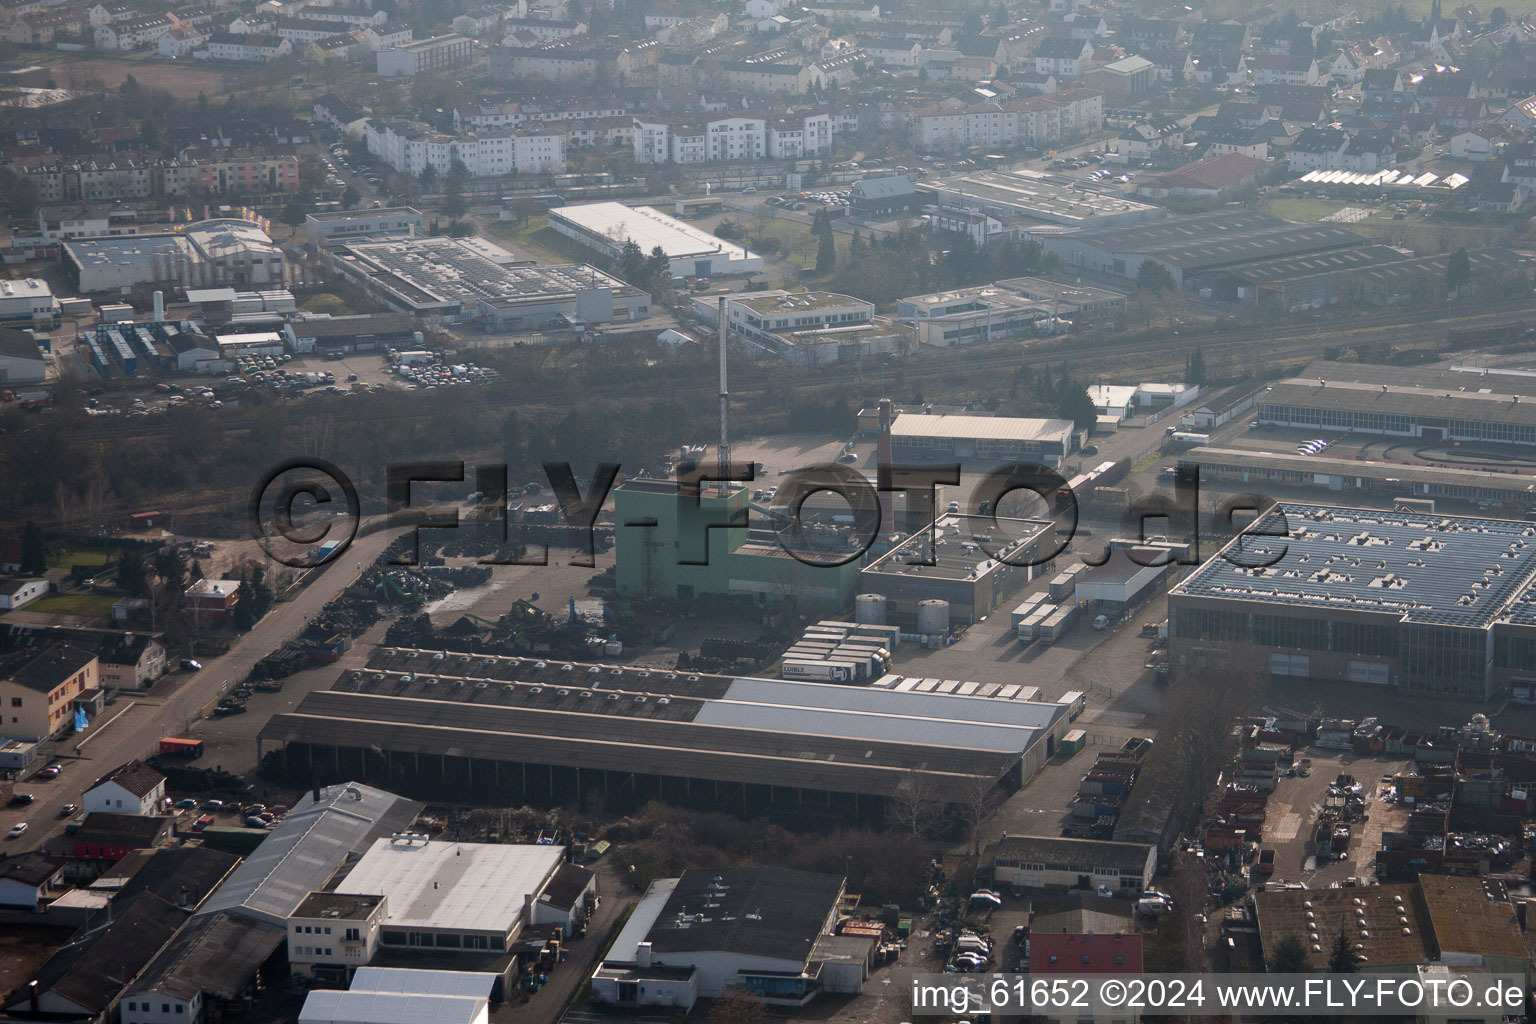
[
  {"xmin": 1060, "ymin": 729, "xmax": 1087, "ymax": 756},
  {"xmin": 159, "ymin": 737, "xmax": 204, "ymax": 758},
  {"xmin": 781, "ymin": 659, "xmax": 860, "ymax": 683},
  {"xmin": 1058, "ymin": 689, "xmax": 1086, "ymax": 718}
]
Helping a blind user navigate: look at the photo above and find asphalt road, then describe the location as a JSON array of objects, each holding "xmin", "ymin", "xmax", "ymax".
[{"xmin": 1, "ymin": 521, "xmax": 402, "ymax": 854}]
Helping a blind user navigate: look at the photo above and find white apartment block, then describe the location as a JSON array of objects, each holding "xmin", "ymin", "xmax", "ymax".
[
  {"xmin": 366, "ymin": 120, "xmax": 565, "ymax": 177},
  {"xmin": 911, "ymin": 90, "xmax": 1103, "ymax": 153},
  {"xmin": 634, "ymin": 111, "xmax": 841, "ymax": 164},
  {"xmin": 457, "ymin": 102, "xmax": 624, "ymax": 131}
]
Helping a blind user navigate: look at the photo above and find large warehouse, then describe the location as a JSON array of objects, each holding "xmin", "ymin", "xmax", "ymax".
[
  {"xmin": 889, "ymin": 411, "xmax": 1078, "ymax": 467},
  {"xmin": 1206, "ymin": 245, "xmax": 1533, "ymax": 311},
  {"xmin": 64, "ymin": 219, "xmax": 286, "ymax": 293},
  {"xmin": 1168, "ymin": 503, "xmax": 1536, "ymax": 700},
  {"xmin": 0, "ymin": 327, "xmax": 46, "ymax": 384},
  {"xmin": 257, "ymin": 648, "xmax": 1070, "ymax": 822},
  {"xmin": 1041, "ymin": 210, "xmax": 1366, "ymax": 288},
  {"xmin": 1181, "ymin": 446, "xmax": 1536, "ymax": 510},
  {"xmin": 549, "ymin": 202, "xmax": 763, "ymax": 278},
  {"xmin": 919, "ymin": 169, "xmax": 1163, "ymax": 230},
  {"xmin": 328, "ymin": 235, "xmax": 651, "ymax": 329},
  {"xmin": 1258, "ymin": 372, "xmax": 1536, "ymax": 446}
]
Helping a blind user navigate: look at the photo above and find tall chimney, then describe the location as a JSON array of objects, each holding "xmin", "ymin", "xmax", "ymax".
[
  {"xmin": 877, "ymin": 397, "xmax": 894, "ymax": 534},
  {"xmin": 152, "ymin": 290, "xmax": 164, "ymax": 323},
  {"xmin": 717, "ymin": 295, "xmax": 730, "ymax": 496}
]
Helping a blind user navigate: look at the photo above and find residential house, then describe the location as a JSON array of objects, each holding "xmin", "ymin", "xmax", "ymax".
[
  {"xmin": 94, "ymin": 12, "xmax": 171, "ymax": 49},
  {"xmin": 1251, "ymin": 53, "xmax": 1320, "ymax": 86},
  {"xmin": 183, "ymin": 578, "xmax": 239, "ymax": 624},
  {"xmin": 83, "ymin": 760, "xmax": 167, "ymax": 816},
  {"xmin": 0, "ymin": 578, "xmax": 48, "ymax": 611},
  {"xmin": 1034, "ymin": 36, "xmax": 1092, "ymax": 76},
  {"xmin": 0, "ymin": 854, "xmax": 65, "ymax": 911},
  {"xmin": 156, "ymin": 24, "xmax": 209, "ymax": 56},
  {"xmin": 1451, "ymin": 124, "xmax": 1501, "ymax": 160},
  {"xmin": 201, "ymin": 31, "xmax": 292, "ymax": 60},
  {"xmin": 0, "ymin": 644, "xmax": 96, "ymax": 740},
  {"xmin": 71, "ymin": 812, "xmax": 173, "ymax": 860}
]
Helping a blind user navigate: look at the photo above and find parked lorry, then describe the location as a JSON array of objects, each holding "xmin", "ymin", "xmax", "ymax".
[
  {"xmin": 1039, "ymin": 605, "xmax": 1079, "ymax": 644},
  {"xmin": 1058, "ymin": 689, "xmax": 1086, "ymax": 719},
  {"xmin": 1010, "ymin": 593, "xmax": 1047, "ymax": 632},
  {"xmin": 780, "ymin": 659, "xmax": 858, "ymax": 683},
  {"xmin": 1017, "ymin": 604, "xmax": 1054, "ymax": 641}
]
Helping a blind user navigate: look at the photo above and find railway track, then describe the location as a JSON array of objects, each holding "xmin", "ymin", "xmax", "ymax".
[{"xmin": 58, "ymin": 301, "xmax": 1536, "ymax": 444}]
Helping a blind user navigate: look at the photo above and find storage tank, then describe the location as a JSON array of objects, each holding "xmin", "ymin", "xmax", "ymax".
[
  {"xmin": 854, "ymin": 593, "xmax": 887, "ymax": 625},
  {"xmin": 916, "ymin": 599, "xmax": 950, "ymax": 636}
]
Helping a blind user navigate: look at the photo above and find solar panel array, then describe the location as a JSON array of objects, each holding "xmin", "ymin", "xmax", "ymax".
[
  {"xmin": 346, "ymin": 237, "xmax": 627, "ymax": 307},
  {"xmin": 1181, "ymin": 503, "xmax": 1536, "ymax": 628}
]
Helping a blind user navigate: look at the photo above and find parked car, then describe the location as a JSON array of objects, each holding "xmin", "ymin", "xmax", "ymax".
[
  {"xmin": 9, "ymin": 793, "xmax": 33, "ymax": 806},
  {"xmin": 39, "ymin": 764, "xmax": 61, "ymax": 779},
  {"xmin": 175, "ymin": 798, "xmax": 199, "ymax": 809},
  {"xmin": 8, "ymin": 823, "xmax": 27, "ymax": 839},
  {"xmin": 181, "ymin": 659, "xmax": 202, "ymax": 671},
  {"xmin": 203, "ymin": 799, "xmax": 224, "ymax": 811},
  {"xmin": 59, "ymin": 803, "xmax": 77, "ymax": 818}
]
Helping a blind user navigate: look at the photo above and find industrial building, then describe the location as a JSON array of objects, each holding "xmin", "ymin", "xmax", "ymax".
[
  {"xmin": 299, "ymin": 970, "xmax": 497, "ymax": 1024},
  {"xmin": 333, "ymin": 836, "xmax": 586, "ymax": 953},
  {"xmin": 591, "ymin": 867, "xmax": 859, "ymax": 1010},
  {"xmin": 257, "ymin": 648, "xmax": 1071, "ymax": 822},
  {"xmin": 889, "ymin": 411, "xmax": 1078, "ymax": 467},
  {"xmin": 0, "ymin": 327, "xmax": 47, "ymax": 383},
  {"xmin": 549, "ymin": 202, "xmax": 763, "ymax": 278},
  {"xmin": 1180, "ymin": 446, "xmax": 1536, "ymax": 511},
  {"xmin": 328, "ymin": 236, "xmax": 650, "ymax": 329},
  {"xmin": 612, "ymin": 478, "xmax": 863, "ymax": 609},
  {"xmin": 1257, "ymin": 373, "xmax": 1536, "ymax": 446},
  {"xmin": 64, "ymin": 219, "xmax": 286, "ymax": 292},
  {"xmin": 917, "ymin": 169, "xmax": 1163, "ymax": 230},
  {"xmin": 995, "ymin": 277, "xmax": 1127, "ymax": 322},
  {"xmin": 981, "ymin": 834, "xmax": 1158, "ymax": 894},
  {"xmin": 304, "ymin": 207, "xmax": 425, "ymax": 245},
  {"xmin": 1040, "ymin": 210, "xmax": 1366, "ymax": 288},
  {"xmin": 895, "ymin": 286, "xmax": 1047, "ymax": 347},
  {"xmin": 1207, "ymin": 245, "xmax": 1532, "ymax": 311},
  {"xmin": 1168, "ymin": 503, "xmax": 1536, "ymax": 700},
  {"xmin": 0, "ymin": 278, "xmax": 58, "ymax": 322},
  {"xmin": 859, "ymin": 512, "xmax": 1056, "ymax": 627},
  {"xmin": 726, "ymin": 290, "xmax": 914, "ymax": 364}
]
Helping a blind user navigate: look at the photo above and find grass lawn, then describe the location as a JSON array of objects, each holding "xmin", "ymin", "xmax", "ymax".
[
  {"xmin": 46, "ymin": 549, "xmax": 110, "ymax": 570},
  {"xmin": 25, "ymin": 593, "xmax": 118, "ymax": 619},
  {"xmin": 1261, "ymin": 196, "xmax": 1352, "ymax": 222}
]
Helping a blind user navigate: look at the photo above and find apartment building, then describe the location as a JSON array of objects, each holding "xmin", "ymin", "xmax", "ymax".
[
  {"xmin": 910, "ymin": 89, "xmax": 1103, "ymax": 152},
  {"xmin": 365, "ymin": 119, "xmax": 565, "ymax": 177},
  {"xmin": 202, "ymin": 31, "xmax": 293, "ymax": 61},
  {"xmin": 376, "ymin": 33, "xmax": 473, "ymax": 76}
]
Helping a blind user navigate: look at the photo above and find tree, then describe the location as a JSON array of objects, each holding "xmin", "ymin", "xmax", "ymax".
[
  {"xmin": 1446, "ymin": 246, "xmax": 1471, "ymax": 292},
  {"xmin": 849, "ymin": 229, "xmax": 865, "ymax": 259},
  {"xmin": 1327, "ymin": 928, "xmax": 1359, "ymax": 973},
  {"xmin": 19, "ymin": 520, "xmax": 46, "ymax": 575},
  {"xmin": 643, "ymin": 246, "xmax": 671, "ymax": 297},
  {"xmin": 707, "ymin": 981, "xmax": 767, "ymax": 1024},
  {"xmin": 1185, "ymin": 346, "xmax": 1207, "ymax": 387},
  {"xmin": 116, "ymin": 547, "xmax": 149, "ymax": 598},
  {"xmin": 1136, "ymin": 259, "xmax": 1176, "ymax": 292},
  {"xmin": 617, "ymin": 239, "xmax": 647, "ymax": 286},
  {"xmin": 281, "ymin": 194, "xmax": 310, "ymax": 227},
  {"xmin": 1491, "ymin": 6, "xmax": 1510, "ymax": 28},
  {"xmin": 231, "ymin": 572, "xmax": 257, "ymax": 632},
  {"xmin": 443, "ymin": 159, "xmax": 469, "ymax": 221},
  {"xmin": 341, "ymin": 184, "xmax": 361, "ymax": 209},
  {"xmin": 816, "ymin": 229, "xmax": 837, "ymax": 274},
  {"xmin": 1056, "ymin": 378, "xmax": 1099, "ymax": 430},
  {"xmin": 154, "ymin": 545, "xmax": 188, "ymax": 594},
  {"xmin": 1268, "ymin": 934, "xmax": 1311, "ymax": 973}
]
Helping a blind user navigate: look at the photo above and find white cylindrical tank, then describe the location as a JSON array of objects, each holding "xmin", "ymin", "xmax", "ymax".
[
  {"xmin": 854, "ymin": 593, "xmax": 887, "ymax": 625},
  {"xmin": 916, "ymin": 599, "xmax": 950, "ymax": 636}
]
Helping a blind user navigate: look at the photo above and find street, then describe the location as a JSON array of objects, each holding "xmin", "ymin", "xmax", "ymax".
[{"xmin": 1, "ymin": 522, "xmax": 402, "ymax": 853}]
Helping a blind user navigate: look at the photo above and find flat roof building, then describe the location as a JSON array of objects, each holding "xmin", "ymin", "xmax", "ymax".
[
  {"xmin": 549, "ymin": 202, "xmax": 763, "ymax": 277},
  {"xmin": 889, "ymin": 411, "xmax": 1078, "ymax": 467},
  {"xmin": 895, "ymin": 286, "xmax": 1047, "ymax": 347},
  {"xmin": 727, "ymin": 290, "xmax": 914, "ymax": 364},
  {"xmin": 859, "ymin": 511, "xmax": 1056, "ymax": 626},
  {"xmin": 304, "ymin": 207, "xmax": 425, "ymax": 244},
  {"xmin": 328, "ymin": 235, "xmax": 650, "ymax": 329},
  {"xmin": 1041, "ymin": 210, "xmax": 1366, "ymax": 288},
  {"xmin": 64, "ymin": 219, "xmax": 285, "ymax": 293},
  {"xmin": 591, "ymin": 867, "xmax": 850, "ymax": 1010},
  {"xmin": 918, "ymin": 169, "xmax": 1163, "ymax": 229},
  {"xmin": 1258, "ymin": 373, "xmax": 1536, "ymax": 446},
  {"xmin": 334, "ymin": 837, "xmax": 566, "ymax": 953},
  {"xmin": 1169, "ymin": 503, "xmax": 1536, "ymax": 700},
  {"xmin": 982, "ymin": 834, "xmax": 1158, "ymax": 894},
  {"xmin": 257, "ymin": 648, "xmax": 1069, "ymax": 823}
]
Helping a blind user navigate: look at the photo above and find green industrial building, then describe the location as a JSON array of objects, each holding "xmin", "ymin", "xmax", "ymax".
[{"xmin": 613, "ymin": 478, "xmax": 861, "ymax": 610}]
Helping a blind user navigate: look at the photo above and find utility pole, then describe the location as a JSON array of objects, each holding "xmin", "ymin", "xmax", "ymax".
[{"xmin": 717, "ymin": 295, "xmax": 730, "ymax": 496}]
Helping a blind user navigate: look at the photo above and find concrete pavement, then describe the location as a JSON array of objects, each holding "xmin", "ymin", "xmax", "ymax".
[{"xmin": 1, "ymin": 522, "xmax": 402, "ymax": 854}]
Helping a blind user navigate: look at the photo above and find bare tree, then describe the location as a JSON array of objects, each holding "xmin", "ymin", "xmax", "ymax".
[
  {"xmin": 956, "ymin": 775, "xmax": 1005, "ymax": 857},
  {"xmin": 889, "ymin": 770, "xmax": 945, "ymax": 839},
  {"xmin": 1168, "ymin": 849, "xmax": 1210, "ymax": 972}
]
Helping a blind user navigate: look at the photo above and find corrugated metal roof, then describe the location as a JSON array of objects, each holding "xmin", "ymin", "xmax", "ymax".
[
  {"xmin": 351, "ymin": 968, "xmax": 499, "ymax": 999},
  {"xmin": 299, "ymin": 990, "xmax": 487, "ymax": 1024},
  {"xmin": 196, "ymin": 782, "xmax": 421, "ymax": 927}
]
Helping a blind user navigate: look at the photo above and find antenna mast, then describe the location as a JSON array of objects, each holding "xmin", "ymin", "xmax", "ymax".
[{"xmin": 717, "ymin": 295, "xmax": 730, "ymax": 495}]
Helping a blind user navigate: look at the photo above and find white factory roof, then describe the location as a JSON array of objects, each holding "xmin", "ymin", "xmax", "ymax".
[
  {"xmin": 298, "ymin": 990, "xmax": 487, "ymax": 1024},
  {"xmin": 605, "ymin": 876, "xmax": 679, "ymax": 962},
  {"xmin": 349, "ymin": 968, "xmax": 498, "ymax": 999},
  {"xmin": 551, "ymin": 201, "xmax": 759, "ymax": 263},
  {"xmin": 691, "ymin": 676, "xmax": 1063, "ymax": 752},
  {"xmin": 891, "ymin": 412, "xmax": 1076, "ymax": 444},
  {"xmin": 335, "ymin": 838, "xmax": 564, "ymax": 935},
  {"xmin": 0, "ymin": 278, "xmax": 53, "ymax": 299}
]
